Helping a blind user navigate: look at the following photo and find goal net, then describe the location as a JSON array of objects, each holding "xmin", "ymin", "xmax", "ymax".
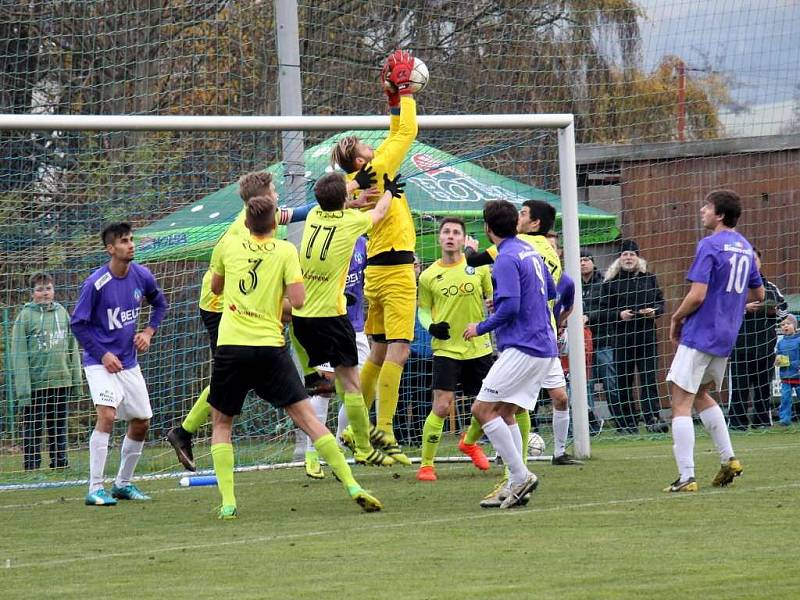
[{"xmin": 0, "ymin": 115, "xmax": 594, "ymax": 488}]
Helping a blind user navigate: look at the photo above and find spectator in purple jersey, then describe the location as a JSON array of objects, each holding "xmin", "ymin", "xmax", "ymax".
[
  {"xmin": 664, "ymin": 190, "xmax": 764, "ymax": 493},
  {"xmin": 70, "ymin": 222, "xmax": 168, "ymax": 506},
  {"xmin": 463, "ymin": 200, "xmax": 557, "ymax": 508}
]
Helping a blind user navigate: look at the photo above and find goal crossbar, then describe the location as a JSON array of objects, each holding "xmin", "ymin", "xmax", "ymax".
[{"xmin": 0, "ymin": 113, "xmax": 573, "ymax": 132}]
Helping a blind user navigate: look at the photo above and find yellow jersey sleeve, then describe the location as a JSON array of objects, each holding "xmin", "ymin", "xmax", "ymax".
[
  {"xmin": 518, "ymin": 233, "xmax": 562, "ymax": 283},
  {"xmin": 216, "ymin": 235, "xmax": 299, "ymax": 347},
  {"xmin": 486, "ymin": 245, "xmax": 499, "ymax": 261},
  {"xmin": 293, "ymin": 208, "xmax": 372, "ymax": 318},
  {"xmin": 347, "ymin": 96, "xmax": 418, "ymax": 258}
]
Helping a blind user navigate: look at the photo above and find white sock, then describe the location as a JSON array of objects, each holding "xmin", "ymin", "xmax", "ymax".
[
  {"xmin": 307, "ymin": 395, "xmax": 329, "ymax": 451},
  {"xmin": 553, "ymin": 409, "xmax": 571, "ymax": 457},
  {"xmin": 294, "ymin": 429, "xmax": 308, "ymax": 457},
  {"xmin": 672, "ymin": 416, "xmax": 695, "ymax": 481},
  {"xmin": 483, "ymin": 417, "xmax": 527, "ymax": 486},
  {"xmin": 698, "ymin": 404, "xmax": 735, "ymax": 463},
  {"xmin": 336, "ymin": 403, "xmax": 348, "ymax": 440},
  {"xmin": 115, "ymin": 436, "xmax": 144, "ymax": 488},
  {"xmin": 89, "ymin": 430, "xmax": 110, "ymax": 492}
]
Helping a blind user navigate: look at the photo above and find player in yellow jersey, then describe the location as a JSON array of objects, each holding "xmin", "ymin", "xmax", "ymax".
[
  {"xmin": 329, "ymin": 49, "xmax": 420, "ymax": 464},
  {"xmin": 415, "ymin": 217, "xmax": 495, "ymax": 481},
  {"xmin": 465, "ymin": 199, "xmax": 583, "ymax": 472},
  {"xmin": 292, "ymin": 171, "xmax": 406, "ymax": 469},
  {"xmin": 206, "ymin": 195, "xmax": 382, "ymax": 519},
  {"xmin": 166, "ymin": 169, "xmax": 377, "ymax": 471}
]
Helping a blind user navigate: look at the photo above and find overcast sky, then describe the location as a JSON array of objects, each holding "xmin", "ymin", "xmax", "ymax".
[{"xmin": 637, "ymin": 0, "xmax": 799, "ymax": 108}]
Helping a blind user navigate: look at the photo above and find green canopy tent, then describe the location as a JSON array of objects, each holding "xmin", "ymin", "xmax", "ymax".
[{"xmin": 137, "ymin": 131, "xmax": 618, "ymax": 263}]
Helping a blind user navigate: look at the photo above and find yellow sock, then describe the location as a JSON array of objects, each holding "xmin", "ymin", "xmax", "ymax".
[
  {"xmin": 464, "ymin": 416, "xmax": 483, "ymax": 445},
  {"xmin": 315, "ymin": 433, "xmax": 358, "ymax": 490},
  {"xmin": 421, "ymin": 413, "xmax": 445, "ymax": 467},
  {"xmin": 343, "ymin": 391, "xmax": 371, "ymax": 452},
  {"xmin": 360, "ymin": 359, "xmax": 381, "ymax": 411},
  {"xmin": 182, "ymin": 386, "xmax": 211, "ymax": 434},
  {"xmin": 376, "ymin": 361, "xmax": 403, "ymax": 434},
  {"xmin": 211, "ymin": 443, "xmax": 235, "ymax": 507},
  {"xmin": 516, "ymin": 411, "xmax": 531, "ymax": 463}
]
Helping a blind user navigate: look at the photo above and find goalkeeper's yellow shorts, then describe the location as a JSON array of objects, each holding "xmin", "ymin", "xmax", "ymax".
[{"xmin": 364, "ymin": 263, "xmax": 417, "ymax": 343}]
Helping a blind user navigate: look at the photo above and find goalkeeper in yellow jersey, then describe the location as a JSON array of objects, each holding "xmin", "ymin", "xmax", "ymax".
[
  {"xmin": 329, "ymin": 49, "xmax": 419, "ymax": 464},
  {"xmin": 166, "ymin": 170, "xmax": 375, "ymax": 471},
  {"xmin": 465, "ymin": 199, "xmax": 583, "ymax": 467},
  {"xmin": 416, "ymin": 217, "xmax": 495, "ymax": 482}
]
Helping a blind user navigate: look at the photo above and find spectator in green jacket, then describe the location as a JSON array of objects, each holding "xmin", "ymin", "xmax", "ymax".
[{"xmin": 10, "ymin": 273, "xmax": 82, "ymax": 470}]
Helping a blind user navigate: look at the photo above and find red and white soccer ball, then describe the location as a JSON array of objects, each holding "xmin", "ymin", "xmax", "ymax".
[
  {"xmin": 385, "ymin": 57, "xmax": 429, "ymax": 94},
  {"xmin": 528, "ymin": 432, "xmax": 546, "ymax": 457}
]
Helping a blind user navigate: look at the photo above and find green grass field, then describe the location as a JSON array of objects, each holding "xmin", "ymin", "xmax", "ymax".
[{"xmin": 2, "ymin": 429, "xmax": 798, "ymax": 599}]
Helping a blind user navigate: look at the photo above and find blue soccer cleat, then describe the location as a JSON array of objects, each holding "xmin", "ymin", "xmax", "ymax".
[
  {"xmin": 85, "ymin": 488, "xmax": 118, "ymax": 506},
  {"xmin": 111, "ymin": 483, "xmax": 152, "ymax": 501}
]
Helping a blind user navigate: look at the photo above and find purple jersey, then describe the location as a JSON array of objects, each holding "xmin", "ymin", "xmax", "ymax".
[
  {"xmin": 477, "ymin": 236, "xmax": 558, "ymax": 358},
  {"xmin": 681, "ymin": 230, "xmax": 762, "ymax": 357},
  {"xmin": 553, "ymin": 272, "xmax": 575, "ymax": 324},
  {"xmin": 345, "ymin": 236, "xmax": 367, "ymax": 332},
  {"xmin": 70, "ymin": 262, "xmax": 168, "ymax": 369}
]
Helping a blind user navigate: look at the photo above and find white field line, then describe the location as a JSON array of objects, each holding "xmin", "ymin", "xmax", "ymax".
[{"xmin": 4, "ymin": 480, "xmax": 800, "ymax": 571}]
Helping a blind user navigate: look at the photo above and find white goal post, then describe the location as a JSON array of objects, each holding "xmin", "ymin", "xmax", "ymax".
[{"xmin": 0, "ymin": 112, "xmax": 590, "ymax": 460}]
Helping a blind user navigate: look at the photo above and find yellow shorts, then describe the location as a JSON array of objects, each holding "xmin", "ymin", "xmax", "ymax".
[{"xmin": 364, "ymin": 263, "xmax": 417, "ymax": 342}]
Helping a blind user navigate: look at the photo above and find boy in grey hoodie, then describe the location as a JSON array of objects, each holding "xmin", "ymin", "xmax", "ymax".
[{"xmin": 10, "ymin": 273, "xmax": 82, "ymax": 470}]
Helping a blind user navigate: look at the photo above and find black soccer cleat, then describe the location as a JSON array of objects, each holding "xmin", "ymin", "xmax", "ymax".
[
  {"xmin": 551, "ymin": 452, "xmax": 584, "ymax": 466},
  {"xmin": 167, "ymin": 426, "xmax": 196, "ymax": 472}
]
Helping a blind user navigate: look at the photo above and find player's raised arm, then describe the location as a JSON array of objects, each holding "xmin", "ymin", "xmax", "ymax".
[{"xmin": 373, "ymin": 50, "xmax": 419, "ymax": 176}]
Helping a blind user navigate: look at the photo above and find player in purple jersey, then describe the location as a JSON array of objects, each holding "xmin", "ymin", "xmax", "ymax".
[
  {"xmin": 464, "ymin": 200, "xmax": 558, "ymax": 508},
  {"xmin": 664, "ymin": 190, "xmax": 764, "ymax": 493},
  {"xmin": 70, "ymin": 222, "xmax": 168, "ymax": 506}
]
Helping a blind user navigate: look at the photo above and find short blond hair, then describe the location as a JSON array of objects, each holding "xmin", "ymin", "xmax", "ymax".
[
  {"xmin": 238, "ymin": 171, "xmax": 273, "ymax": 201},
  {"xmin": 330, "ymin": 136, "xmax": 360, "ymax": 173}
]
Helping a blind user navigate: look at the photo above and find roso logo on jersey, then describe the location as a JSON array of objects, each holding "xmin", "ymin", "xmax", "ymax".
[
  {"xmin": 241, "ymin": 239, "xmax": 275, "ymax": 253},
  {"xmin": 440, "ymin": 282, "xmax": 476, "ymax": 297}
]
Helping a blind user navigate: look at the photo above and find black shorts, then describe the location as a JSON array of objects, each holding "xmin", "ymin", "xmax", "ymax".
[
  {"xmin": 432, "ymin": 354, "xmax": 494, "ymax": 396},
  {"xmin": 292, "ymin": 315, "xmax": 358, "ymax": 369},
  {"xmin": 209, "ymin": 345, "xmax": 307, "ymax": 417},
  {"xmin": 199, "ymin": 308, "xmax": 222, "ymax": 356}
]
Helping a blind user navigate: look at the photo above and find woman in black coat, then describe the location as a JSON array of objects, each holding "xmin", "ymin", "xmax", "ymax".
[{"xmin": 596, "ymin": 240, "xmax": 667, "ymax": 434}]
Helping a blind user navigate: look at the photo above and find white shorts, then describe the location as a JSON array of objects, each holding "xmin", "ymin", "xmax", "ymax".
[
  {"xmin": 666, "ymin": 344, "xmax": 728, "ymax": 394},
  {"xmin": 318, "ymin": 331, "xmax": 370, "ymax": 373},
  {"xmin": 543, "ymin": 358, "xmax": 567, "ymax": 390},
  {"xmin": 84, "ymin": 364, "xmax": 153, "ymax": 421},
  {"xmin": 476, "ymin": 348, "xmax": 560, "ymax": 410}
]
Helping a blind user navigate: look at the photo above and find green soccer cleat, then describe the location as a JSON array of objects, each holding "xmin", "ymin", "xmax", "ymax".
[
  {"xmin": 340, "ymin": 427, "xmax": 357, "ymax": 454},
  {"xmin": 712, "ymin": 457, "xmax": 743, "ymax": 487},
  {"xmin": 349, "ymin": 487, "xmax": 383, "ymax": 513},
  {"xmin": 372, "ymin": 430, "xmax": 412, "ymax": 466},
  {"xmin": 304, "ymin": 451, "xmax": 325, "ymax": 480},
  {"xmin": 218, "ymin": 505, "xmax": 238, "ymax": 520},
  {"xmin": 663, "ymin": 477, "xmax": 698, "ymax": 493},
  {"xmin": 353, "ymin": 447, "xmax": 395, "ymax": 467},
  {"xmin": 111, "ymin": 483, "xmax": 152, "ymax": 501},
  {"xmin": 85, "ymin": 488, "xmax": 118, "ymax": 506}
]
